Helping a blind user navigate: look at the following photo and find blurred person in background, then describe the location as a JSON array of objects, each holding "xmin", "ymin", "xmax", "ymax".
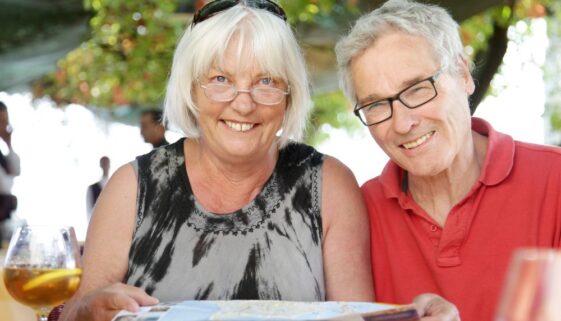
[
  {"xmin": 59, "ymin": 1, "xmax": 458, "ymax": 321},
  {"xmin": 86, "ymin": 156, "xmax": 111, "ymax": 223},
  {"xmin": 0, "ymin": 101, "xmax": 20, "ymax": 248},
  {"xmin": 139, "ymin": 109, "xmax": 168, "ymax": 148},
  {"xmin": 336, "ymin": 0, "xmax": 561, "ymax": 320}
]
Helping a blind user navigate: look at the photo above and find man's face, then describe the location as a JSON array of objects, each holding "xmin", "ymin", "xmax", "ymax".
[
  {"xmin": 140, "ymin": 114, "xmax": 164, "ymax": 145},
  {"xmin": 350, "ymin": 31, "xmax": 475, "ymax": 177}
]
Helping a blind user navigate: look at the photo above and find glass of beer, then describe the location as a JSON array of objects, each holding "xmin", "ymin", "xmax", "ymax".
[
  {"xmin": 494, "ymin": 248, "xmax": 561, "ymax": 321},
  {"xmin": 2, "ymin": 225, "xmax": 82, "ymax": 321}
]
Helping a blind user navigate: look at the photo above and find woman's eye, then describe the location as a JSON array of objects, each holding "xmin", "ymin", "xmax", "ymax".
[
  {"xmin": 259, "ymin": 78, "xmax": 273, "ymax": 86},
  {"xmin": 210, "ymin": 75, "xmax": 228, "ymax": 84}
]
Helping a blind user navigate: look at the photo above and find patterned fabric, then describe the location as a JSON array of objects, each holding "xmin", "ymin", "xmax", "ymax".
[
  {"xmin": 48, "ymin": 304, "xmax": 64, "ymax": 321},
  {"xmin": 125, "ymin": 139, "xmax": 326, "ymax": 302}
]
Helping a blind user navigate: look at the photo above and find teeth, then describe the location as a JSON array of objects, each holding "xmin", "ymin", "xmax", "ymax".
[
  {"xmin": 402, "ymin": 131, "xmax": 434, "ymax": 149},
  {"xmin": 225, "ymin": 120, "xmax": 254, "ymax": 132}
]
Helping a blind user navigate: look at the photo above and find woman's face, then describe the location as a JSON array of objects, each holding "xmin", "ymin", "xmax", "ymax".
[{"xmin": 194, "ymin": 39, "xmax": 288, "ymax": 162}]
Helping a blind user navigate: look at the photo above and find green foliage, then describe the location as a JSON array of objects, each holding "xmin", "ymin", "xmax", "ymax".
[
  {"xmin": 544, "ymin": 1, "xmax": 561, "ymax": 136},
  {"xmin": 34, "ymin": 0, "xmax": 361, "ymax": 145},
  {"xmin": 35, "ymin": 0, "xmax": 184, "ymax": 108},
  {"xmin": 305, "ymin": 91, "xmax": 361, "ymax": 146},
  {"xmin": 461, "ymin": 0, "xmax": 551, "ymax": 60},
  {"xmin": 279, "ymin": 0, "xmax": 359, "ymax": 26},
  {"xmin": 35, "ymin": 0, "xmax": 558, "ymax": 144},
  {"xmin": 459, "ymin": 0, "xmax": 552, "ymax": 101}
]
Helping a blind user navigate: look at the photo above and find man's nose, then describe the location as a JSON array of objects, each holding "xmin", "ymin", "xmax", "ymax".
[{"xmin": 390, "ymin": 100, "xmax": 419, "ymax": 134}]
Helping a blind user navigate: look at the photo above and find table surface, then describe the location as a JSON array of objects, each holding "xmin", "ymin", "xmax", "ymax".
[{"xmin": 1, "ymin": 244, "xmax": 37, "ymax": 321}]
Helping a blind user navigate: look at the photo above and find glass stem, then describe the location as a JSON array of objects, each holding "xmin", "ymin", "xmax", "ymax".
[{"xmin": 36, "ymin": 310, "xmax": 50, "ymax": 321}]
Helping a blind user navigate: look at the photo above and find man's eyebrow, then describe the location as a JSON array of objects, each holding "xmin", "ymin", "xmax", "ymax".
[{"xmin": 357, "ymin": 73, "xmax": 430, "ymax": 106}]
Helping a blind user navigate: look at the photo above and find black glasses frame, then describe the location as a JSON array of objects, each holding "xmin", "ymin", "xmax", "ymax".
[
  {"xmin": 192, "ymin": 0, "xmax": 287, "ymax": 27},
  {"xmin": 354, "ymin": 69, "xmax": 443, "ymax": 126}
]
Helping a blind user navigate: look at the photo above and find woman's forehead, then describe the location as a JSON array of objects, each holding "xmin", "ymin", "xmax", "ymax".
[
  {"xmin": 207, "ymin": 60, "xmax": 269, "ymax": 76},
  {"xmin": 206, "ymin": 56, "xmax": 285, "ymax": 80},
  {"xmin": 195, "ymin": 30, "xmax": 288, "ymax": 80}
]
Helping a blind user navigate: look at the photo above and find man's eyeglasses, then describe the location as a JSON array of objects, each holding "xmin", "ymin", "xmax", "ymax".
[
  {"xmin": 354, "ymin": 69, "xmax": 443, "ymax": 126},
  {"xmin": 200, "ymin": 83, "xmax": 290, "ymax": 105},
  {"xmin": 192, "ymin": 0, "xmax": 287, "ymax": 27}
]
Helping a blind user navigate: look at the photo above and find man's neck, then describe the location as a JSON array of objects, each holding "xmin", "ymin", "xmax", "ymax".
[
  {"xmin": 407, "ymin": 131, "xmax": 488, "ymax": 226},
  {"xmin": 152, "ymin": 137, "xmax": 168, "ymax": 148}
]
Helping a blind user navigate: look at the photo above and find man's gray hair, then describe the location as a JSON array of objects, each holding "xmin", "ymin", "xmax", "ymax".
[{"xmin": 335, "ymin": 0, "xmax": 469, "ymax": 105}]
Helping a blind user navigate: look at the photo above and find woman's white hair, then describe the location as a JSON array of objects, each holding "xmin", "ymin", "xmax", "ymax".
[
  {"xmin": 164, "ymin": 4, "xmax": 311, "ymax": 148},
  {"xmin": 335, "ymin": 0, "xmax": 470, "ymax": 105}
]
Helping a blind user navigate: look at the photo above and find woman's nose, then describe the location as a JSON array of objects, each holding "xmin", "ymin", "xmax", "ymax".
[{"xmin": 230, "ymin": 88, "xmax": 257, "ymax": 114}]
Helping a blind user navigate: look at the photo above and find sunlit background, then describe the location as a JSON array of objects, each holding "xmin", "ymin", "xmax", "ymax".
[{"xmin": 0, "ymin": 18, "xmax": 551, "ymax": 241}]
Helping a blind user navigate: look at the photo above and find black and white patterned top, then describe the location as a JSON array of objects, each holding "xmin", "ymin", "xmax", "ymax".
[{"xmin": 124, "ymin": 139, "xmax": 326, "ymax": 301}]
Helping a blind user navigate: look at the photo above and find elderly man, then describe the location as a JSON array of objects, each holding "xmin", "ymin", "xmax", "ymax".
[{"xmin": 335, "ymin": 0, "xmax": 561, "ymax": 320}]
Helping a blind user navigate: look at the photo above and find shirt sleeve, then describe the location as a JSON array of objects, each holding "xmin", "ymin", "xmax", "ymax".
[
  {"xmin": 86, "ymin": 186, "xmax": 94, "ymax": 222},
  {"xmin": 5, "ymin": 149, "xmax": 21, "ymax": 176}
]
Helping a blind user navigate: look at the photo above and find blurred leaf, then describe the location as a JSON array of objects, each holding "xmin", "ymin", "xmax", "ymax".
[
  {"xmin": 35, "ymin": 0, "xmax": 184, "ymax": 109},
  {"xmin": 33, "ymin": 0, "xmax": 560, "ymax": 145},
  {"xmin": 305, "ymin": 90, "xmax": 361, "ymax": 146}
]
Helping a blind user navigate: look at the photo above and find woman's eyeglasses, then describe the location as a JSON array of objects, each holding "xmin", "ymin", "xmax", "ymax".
[
  {"xmin": 192, "ymin": 0, "xmax": 287, "ymax": 27},
  {"xmin": 200, "ymin": 83, "xmax": 290, "ymax": 105}
]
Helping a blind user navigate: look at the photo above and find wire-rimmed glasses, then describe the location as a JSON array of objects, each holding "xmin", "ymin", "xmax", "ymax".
[
  {"xmin": 200, "ymin": 83, "xmax": 290, "ymax": 105},
  {"xmin": 354, "ymin": 69, "xmax": 443, "ymax": 126}
]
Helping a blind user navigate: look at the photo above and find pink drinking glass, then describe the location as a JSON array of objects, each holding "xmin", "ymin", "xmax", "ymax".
[{"xmin": 495, "ymin": 248, "xmax": 561, "ymax": 321}]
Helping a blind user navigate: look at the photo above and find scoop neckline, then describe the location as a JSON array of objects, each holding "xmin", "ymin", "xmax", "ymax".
[{"xmin": 174, "ymin": 138, "xmax": 283, "ymax": 232}]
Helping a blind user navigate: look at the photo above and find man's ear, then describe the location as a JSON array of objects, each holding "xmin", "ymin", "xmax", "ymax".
[{"xmin": 458, "ymin": 56, "xmax": 475, "ymax": 95}]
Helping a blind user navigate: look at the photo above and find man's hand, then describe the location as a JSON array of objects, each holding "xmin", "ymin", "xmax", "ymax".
[{"xmin": 413, "ymin": 293, "xmax": 460, "ymax": 321}]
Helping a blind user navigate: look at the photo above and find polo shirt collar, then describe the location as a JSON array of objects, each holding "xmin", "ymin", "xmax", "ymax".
[{"xmin": 379, "ymin": 117, "xmax": 515, "ymax": 200}]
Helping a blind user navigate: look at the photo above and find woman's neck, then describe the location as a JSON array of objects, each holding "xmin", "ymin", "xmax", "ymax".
[{"xmin": 184, "ymin": 139, "xmax": 279, "ymax": 213}]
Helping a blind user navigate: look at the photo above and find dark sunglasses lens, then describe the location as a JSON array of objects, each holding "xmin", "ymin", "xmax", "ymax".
[
  {"xmin": 247, "ymin": 0, "xmax": 287, "ymax": 21},
  {"xmin": 192, "ymin": 0, "xmax": 287, "ymax": 26},
  {"xmin": 193, "ymin": 0, "xmax": 239, "ymax": 25}
]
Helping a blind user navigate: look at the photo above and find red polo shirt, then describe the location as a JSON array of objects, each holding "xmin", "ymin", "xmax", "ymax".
[{"xmin": 363, "ymin": 118, "xmax": 561, "ymax": 321}]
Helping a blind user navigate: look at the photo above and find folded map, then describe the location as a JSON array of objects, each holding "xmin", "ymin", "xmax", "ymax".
[{"xmin": 111, "ymin": 300, "xmax": 419, "ymax": 321}]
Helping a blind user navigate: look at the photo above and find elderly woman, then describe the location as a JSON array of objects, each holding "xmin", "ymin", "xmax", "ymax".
[{"xmin": 60, "ymin": 1, "xmax": 457, "ymax": 321}]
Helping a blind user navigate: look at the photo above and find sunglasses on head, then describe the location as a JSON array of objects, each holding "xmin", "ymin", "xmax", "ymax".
[{"xmin": 192, "ymin": 0, "xmax": 287, "ymax": 26}]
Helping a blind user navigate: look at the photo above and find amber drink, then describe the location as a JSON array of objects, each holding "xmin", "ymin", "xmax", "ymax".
[
  {"xmin": 2, "ymin": 226, "xmax": 82, "ymax": 321},
  {"xmin": 3, "ymin": 267, "xmax": 81, "ymax": 309}
]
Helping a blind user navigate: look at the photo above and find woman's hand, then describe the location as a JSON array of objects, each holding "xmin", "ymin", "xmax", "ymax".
[
  {"xmin": 413, "ymin": 293, "xmax": 460, "ymax": 321},
  {"xmin": 61, "ymin": 283, "xmax": 159, "ymax": 321}
]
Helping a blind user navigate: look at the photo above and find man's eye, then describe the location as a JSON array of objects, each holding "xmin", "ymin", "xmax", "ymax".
[
  {"xmin": 411, "ymin": 84, "xmax": 431, "ymax": 92},
  {"xmin": 366, "ymin": 101, "xmax": 387, "ymax": 110}
]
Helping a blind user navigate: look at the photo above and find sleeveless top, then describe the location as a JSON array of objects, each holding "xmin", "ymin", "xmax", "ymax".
[{"xmin": 124, "ymin": 139, "xmax": 326, "ymax": 301}]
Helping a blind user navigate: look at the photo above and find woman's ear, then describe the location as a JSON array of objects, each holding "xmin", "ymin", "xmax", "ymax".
[{"xmin": 191, "ymin": 83, "xmax": 198, "ymax": 105}]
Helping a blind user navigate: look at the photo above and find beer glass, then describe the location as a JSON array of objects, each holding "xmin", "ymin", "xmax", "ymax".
[{"xmin": 2, "ymin": 225, "xmax": 82, "ymax": 321}]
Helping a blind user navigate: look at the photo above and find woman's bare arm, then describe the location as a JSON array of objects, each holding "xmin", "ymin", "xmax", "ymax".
[
  {"xmin": 61, "ymin": 164, "xmax": 157, "ymax": 321},
  {"xmin": 321, "ymin": 156, "xmax": 375, "ymax": 301}
]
